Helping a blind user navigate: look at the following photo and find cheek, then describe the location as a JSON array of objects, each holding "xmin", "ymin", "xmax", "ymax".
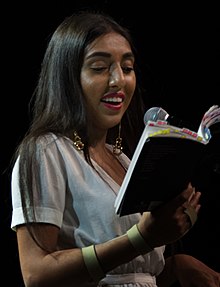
[
  {"xmin": 80, "ymin": 74, "xmax": 94, "ymax": 97},
  {"xmin": 80, "ymin": 73, "xmax": 106, "ymax": 102},
  {"xmin": 130, "ymin": 77, "xmax": 136, "ymax": 94},
  {"xmin": 125, "ymin": 77, "xmax": 136, "ymax": 103}
]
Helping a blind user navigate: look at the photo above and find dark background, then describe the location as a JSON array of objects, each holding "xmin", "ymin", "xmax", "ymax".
[{"xmin": 1, "ymin": 1, "xmax": 219, "ymax": 285}]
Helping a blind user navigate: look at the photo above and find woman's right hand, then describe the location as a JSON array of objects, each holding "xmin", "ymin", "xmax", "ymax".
[{"xmin": 137, "ymin": 183, "xmax": 201, "ymax": 248}]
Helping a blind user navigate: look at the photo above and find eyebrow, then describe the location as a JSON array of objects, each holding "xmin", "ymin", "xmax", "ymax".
[{"xmin": 85, "ymin": 51, "xmax": 135, "ymax": 60}]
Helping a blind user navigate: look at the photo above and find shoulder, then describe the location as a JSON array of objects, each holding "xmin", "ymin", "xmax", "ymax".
[
  {"xmin": 35, "ymin": 133, "xmax": 74, "ymax": 152},
  {"xmin": 36, "ymin": 133, "xmax": 71, "ymax": 147},
  {"xmin": 33, "ymin": 133, "xmax": 79, "ymax": 165}
]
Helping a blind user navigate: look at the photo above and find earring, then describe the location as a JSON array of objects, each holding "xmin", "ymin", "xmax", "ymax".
[
  {"xmin": 73, "ymin": 131, "xmax": 84, "ymax": 151},
  {"xmin": 113, "ymin": 123, "xmax": 123, "ymax": 155}
]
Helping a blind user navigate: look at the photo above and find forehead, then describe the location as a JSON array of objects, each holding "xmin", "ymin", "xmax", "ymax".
[{"xmin": 85, "ymin": 32, "xmax": 132, "ymax": 55}]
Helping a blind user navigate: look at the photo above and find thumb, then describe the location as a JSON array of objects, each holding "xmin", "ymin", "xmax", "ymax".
[
  {"xmin": 151, "ymin": 183, "xmax": 197, "ymax": 217},
  {"xmin": 169, "ymin": 182, "xmax": 195, "ymax": 210}
]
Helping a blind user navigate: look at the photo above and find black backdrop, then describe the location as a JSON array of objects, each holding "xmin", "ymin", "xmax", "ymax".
[{"xmin": 1, "ymin": 1, "xmax": 219, "ymax": 285}]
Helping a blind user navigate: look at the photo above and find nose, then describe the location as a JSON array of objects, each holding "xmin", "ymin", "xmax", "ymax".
[{"xmin": 109, "ymin": 65, "xmax": 125, "ymax": 88}]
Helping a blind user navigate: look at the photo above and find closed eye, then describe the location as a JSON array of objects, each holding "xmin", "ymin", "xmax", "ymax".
[
  {"xmin": 91, "ymin": 66, "xmax": 134, "ymax": 74},
  {"xmin": 91, "ymin": 67, "xmax": 108, "ymax": 73},
  {"xmin": 122, "ymin": 66, "xmax": 134, "ymax": 74}
]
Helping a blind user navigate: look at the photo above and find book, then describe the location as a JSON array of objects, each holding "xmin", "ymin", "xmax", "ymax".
[{"xmin": 115, "ymin": 105, "xmax": 220, "ymax": 216}]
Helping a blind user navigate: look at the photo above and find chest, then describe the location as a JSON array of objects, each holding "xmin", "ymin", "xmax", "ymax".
[{"xmin": 93, "ymin": 155, "xmax": 126, "ymax": 186}]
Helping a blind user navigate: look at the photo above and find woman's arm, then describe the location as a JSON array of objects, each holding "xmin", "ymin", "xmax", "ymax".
[
  {"xmin": 17, "ymin": 184, "xmax": 201, "ymax": 287},
  {"xmin": 17, "ymin": 223, "xmax": 140, "ymax": 287}
]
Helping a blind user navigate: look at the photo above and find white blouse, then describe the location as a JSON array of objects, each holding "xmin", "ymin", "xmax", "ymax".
[{"xmin": 11, "ymin": 133, "xmax": 165, "ymax": 287}]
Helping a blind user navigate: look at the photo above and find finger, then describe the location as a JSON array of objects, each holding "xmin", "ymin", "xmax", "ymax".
[
  {"xmin": 187, "ymin": 186, "xmax": 196, "ymax": 202},
  {"xmin": 184, "ymin": 205, "xmax": 198, "ymax": 227},
  {"xmin": 173, "ymin": 183, "xmax": 195, "ymax": 206},
  {"xmin": 188, "ymin": 190, "xmax": 202, "ymax": 213}
]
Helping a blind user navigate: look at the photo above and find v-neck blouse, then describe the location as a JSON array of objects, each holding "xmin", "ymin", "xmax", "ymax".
[{"xmin": 11, "ymin": 133, "xmax": 165, "ymax": 287}]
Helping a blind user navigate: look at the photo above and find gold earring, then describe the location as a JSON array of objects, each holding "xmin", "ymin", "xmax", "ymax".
[
  {"xmin": 113, "ymin": 123, "xmax": 123, "ymax": 155},
  {"xmin": 73, "ymin": 131, "xmax": 84, "ymax": 151}
]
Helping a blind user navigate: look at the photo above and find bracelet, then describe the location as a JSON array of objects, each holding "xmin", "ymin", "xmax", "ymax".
[
  {"xmin": 127, "ymin": 224, "xmax": 153, "ymax": 255},
  {"xmin": 82, "ymin": 245, "xmax": 105, "ymax": 282}
]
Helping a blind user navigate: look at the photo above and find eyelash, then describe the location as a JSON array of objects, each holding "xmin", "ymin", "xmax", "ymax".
[{"xmin": 91, "ymin": 66, "xmax": 134, "ymax": 74}]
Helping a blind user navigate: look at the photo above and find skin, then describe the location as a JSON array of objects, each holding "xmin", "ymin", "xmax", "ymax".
[
  {"xmin": 80, "ymin": 32, "xmax": 136, "ymax": 185},
  {"xmin": 16, "ymin": 31, "xmax": 219, "ymax": 287},
  {"xmin": 81, "ymin": 32, "xmax": 136, "ymax": 131}
]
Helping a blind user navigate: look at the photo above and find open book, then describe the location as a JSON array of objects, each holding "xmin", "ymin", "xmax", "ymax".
[{"xmin": 115, "ymin": 105, "xmax": 220, "ymax": 216}]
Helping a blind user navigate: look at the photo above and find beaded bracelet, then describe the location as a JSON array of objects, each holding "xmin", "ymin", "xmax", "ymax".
[
  {"xmin": 127, "ymin": 224, "xmax": 153, "ymax": 255},
  {"xmin": 82, "ymin": 245, "xmax": 105, "ymax": 282}
]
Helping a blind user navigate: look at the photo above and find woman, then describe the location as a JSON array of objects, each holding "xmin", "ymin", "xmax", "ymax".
[{"xmin": 11, "ymin": 11, "xmax": 220, "ymax": 287}]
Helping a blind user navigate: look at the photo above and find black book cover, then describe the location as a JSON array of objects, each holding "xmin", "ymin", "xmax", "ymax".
[
  {"xmin": 117, "ymin": 136, "xmax": 208, "ymax": 216},
  {"xmin": 115, "ymin": 107, "xmax": 220, "ymax": 216}
]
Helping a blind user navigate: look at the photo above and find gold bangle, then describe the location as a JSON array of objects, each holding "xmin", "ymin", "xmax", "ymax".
[
  {"xmin": 82, "ymin": 245, "xmax": 105, "ymax": 282},
  {"xmin": 127, "ymin": 224, "xmax": 153, "ymax": 255}
]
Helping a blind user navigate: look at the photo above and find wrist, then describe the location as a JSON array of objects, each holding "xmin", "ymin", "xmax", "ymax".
[
  {"xmin": 82, "ymin": 245, "xmax": 105, "ymax": 282},
  {"xmin": 127, "ymin": 224, "xmax": 154, "ymax": 255}
]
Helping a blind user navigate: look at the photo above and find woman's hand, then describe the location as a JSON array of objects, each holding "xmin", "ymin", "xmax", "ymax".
[{"xmin": 138, "ymin": 183, "xmax": 201, "ymax": 248}]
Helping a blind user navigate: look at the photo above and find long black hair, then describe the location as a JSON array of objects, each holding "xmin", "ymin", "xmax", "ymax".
[{"xmin": 13, "ymin": 10, "xmax": 146, "ymax": 246}]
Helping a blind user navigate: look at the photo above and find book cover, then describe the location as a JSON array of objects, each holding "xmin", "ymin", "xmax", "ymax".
[{"xmin": 115, "ymin": 105, "xmax": 220, "ymax": 216}]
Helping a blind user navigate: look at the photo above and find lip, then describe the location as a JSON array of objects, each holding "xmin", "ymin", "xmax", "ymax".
[
  {"xmin": 101, "ymin": 92, "xmax": 125, "ymax": 110},
  {"xmin": 102, "ymin": 102, "xmax": 123, "ymax": 110}
]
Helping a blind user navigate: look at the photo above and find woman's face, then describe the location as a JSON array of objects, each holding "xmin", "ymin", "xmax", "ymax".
[{"xmin": 80, "ymin": 31, "xmax": 136, "ymax": 131}]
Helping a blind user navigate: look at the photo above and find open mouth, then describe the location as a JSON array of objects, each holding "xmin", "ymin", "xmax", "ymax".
[{"xmin": 101, "ymin": 97, "xmax": 124, "ymax": 105}]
